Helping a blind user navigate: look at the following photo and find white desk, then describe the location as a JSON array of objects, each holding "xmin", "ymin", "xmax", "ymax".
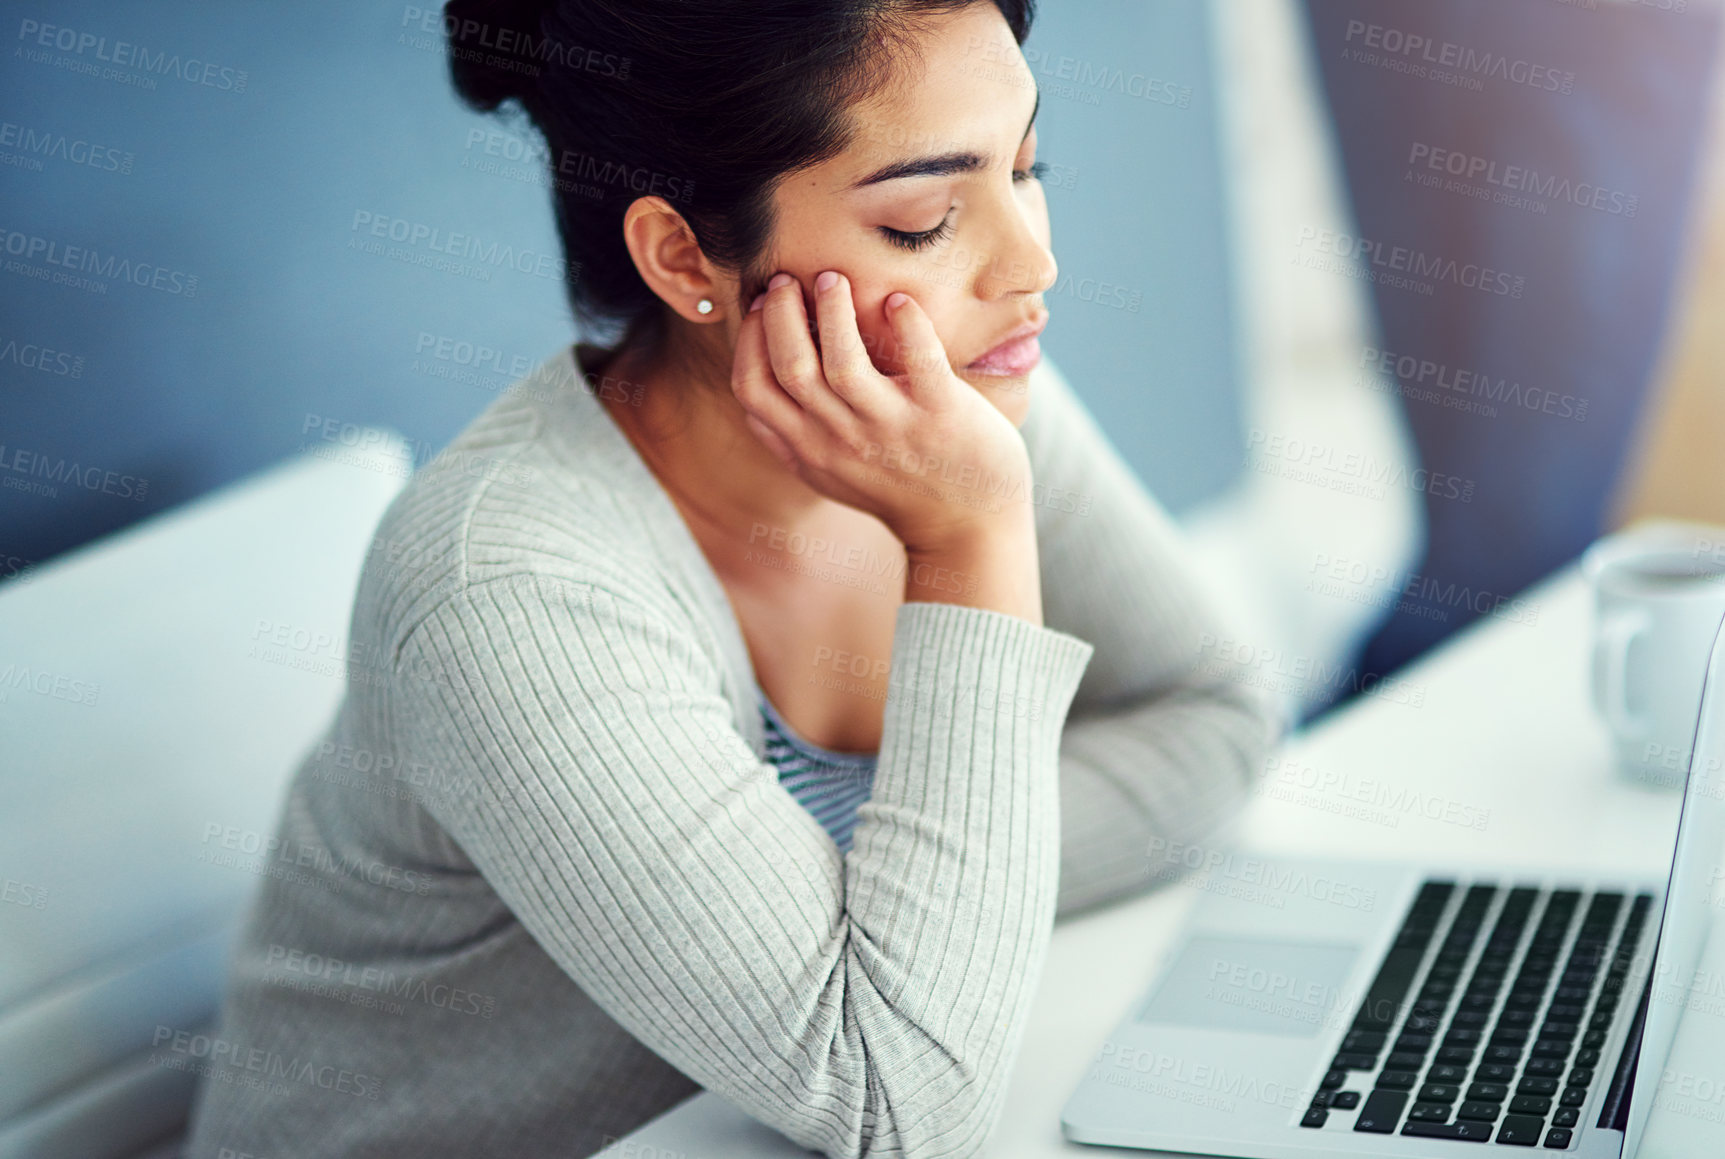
[{"xmin": 599, "ymin": 564, "xmax": 1699, "ymax": 1157}]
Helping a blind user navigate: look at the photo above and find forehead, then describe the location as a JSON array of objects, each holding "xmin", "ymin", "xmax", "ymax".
[{"xmin": 832, "ymin": 5, "xmax": 1037, "ymax": 176}]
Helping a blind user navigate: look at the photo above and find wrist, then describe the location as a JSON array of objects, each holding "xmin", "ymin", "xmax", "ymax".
[{"xmin": 904, "ymin": 517, "xmax": 1041, "ymax": 626}]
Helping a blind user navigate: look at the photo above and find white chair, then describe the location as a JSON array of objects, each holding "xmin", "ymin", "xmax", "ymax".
[{"xmin": 0, "ymin": 437, "xmax": 409, "ymax": 1158}]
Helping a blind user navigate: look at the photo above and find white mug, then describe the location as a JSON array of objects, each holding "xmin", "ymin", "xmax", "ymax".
[{"xmin": 1586, "ymin": 531, "xmax": 1725, "ymax": 788}]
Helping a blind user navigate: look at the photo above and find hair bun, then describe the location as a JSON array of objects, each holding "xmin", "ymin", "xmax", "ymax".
[{"xmin": 443, "ymin": 0, "xmax": 555, "ymax": 112}]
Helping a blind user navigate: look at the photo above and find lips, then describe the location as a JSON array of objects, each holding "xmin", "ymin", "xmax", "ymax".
[{"xmin": 965, "ymin": 317, "xmax": 1047, "ymax": 377}]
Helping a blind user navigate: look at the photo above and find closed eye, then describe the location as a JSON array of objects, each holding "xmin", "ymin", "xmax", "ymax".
[
  {"xmin": 878, "ymin": 158, "xmax": 1046, "ymax": 252},
  {"xmin": 880, "ymin": 210, "xmax": 955, "ymax": 252}
]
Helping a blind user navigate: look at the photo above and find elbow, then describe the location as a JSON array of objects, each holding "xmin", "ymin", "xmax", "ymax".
[
  {"xmin": 1200, "ymin": 664, "xmax": 1288, "ymax": 796},
  {"xmin": 1234, "ymin": 682, "xmax": 1285, "ymax": 793},
  {"xmin": 1135, "ymin": 684, "xmax": 1281, "ymax": 896},
  {"xmin": 826, "ymin": 1047, "xmax": 1012, "ymax": 1159}
]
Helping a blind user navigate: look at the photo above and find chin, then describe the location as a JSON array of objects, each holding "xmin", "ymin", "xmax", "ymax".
[{"xmin": 957, "ymin": 367, "xmax": 1034, "ymax": 426}]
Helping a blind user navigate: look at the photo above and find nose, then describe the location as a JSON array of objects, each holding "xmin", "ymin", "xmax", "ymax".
[{"xmin": 974, "ymin": 193, "xmax": 1057, "ymax": 301}]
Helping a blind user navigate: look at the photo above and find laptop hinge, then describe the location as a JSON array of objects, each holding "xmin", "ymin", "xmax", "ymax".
[{"xmin": 1596, "ymin": 969, "xmax": 1653, "ymax": 1131}]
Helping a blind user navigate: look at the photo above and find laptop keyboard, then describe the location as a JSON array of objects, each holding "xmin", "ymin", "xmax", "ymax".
[{"xmin": 1298, "ymin": 879, "xmax": 1654, "ymax": 1148}]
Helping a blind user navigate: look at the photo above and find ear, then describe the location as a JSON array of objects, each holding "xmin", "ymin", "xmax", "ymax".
[{"xmin": 620, "ymin": 196, "xmax": 730, "ymax": 323}]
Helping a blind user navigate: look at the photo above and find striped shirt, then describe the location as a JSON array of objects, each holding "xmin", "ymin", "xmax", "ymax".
[{"xmin": 758, "ymin": 687, "xmax": 878, "ymax": 855}]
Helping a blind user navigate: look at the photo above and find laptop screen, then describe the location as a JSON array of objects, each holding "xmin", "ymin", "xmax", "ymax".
[{"xmin": 1619, "ymin": 607, "xmax": 1725, "ymax": 1157}]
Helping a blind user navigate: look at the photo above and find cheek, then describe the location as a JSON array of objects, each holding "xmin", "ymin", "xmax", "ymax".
[{"xmin": 850, "ymin": 285, "xmax": 965, "ymax": 376}]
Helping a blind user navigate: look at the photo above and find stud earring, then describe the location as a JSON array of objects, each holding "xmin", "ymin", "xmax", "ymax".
[{"xmin": 696, "ymin": 298, "xmax": 714, "ymax": 316}]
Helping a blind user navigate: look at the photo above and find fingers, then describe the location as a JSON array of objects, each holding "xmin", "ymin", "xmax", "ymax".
[
  {"xmin": 882, "ymin": 292, "xmax": 952, "ymax": 402},
  {"xmin": 731, "ymin": 299, "xmax": 813, "ymax": 449},
  {"xmin": 812, "ymin": 271, "xmax": 887, "ymax": 412},
  {"xmin": 761, "ymin": 274, "xmax": 855, "ymax": 430}
]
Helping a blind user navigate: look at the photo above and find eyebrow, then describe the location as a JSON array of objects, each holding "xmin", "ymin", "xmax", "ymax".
[{"xmin": 848, "ymin": 88, "xmax": 1040, "ymax": 189}]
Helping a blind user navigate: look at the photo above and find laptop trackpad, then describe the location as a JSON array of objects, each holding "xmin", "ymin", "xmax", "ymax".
[{"xmin": 1136, "ymin": 936, "xmax": 1361, "ymax": 1038}]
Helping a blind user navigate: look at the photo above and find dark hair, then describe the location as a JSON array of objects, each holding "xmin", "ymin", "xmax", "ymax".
[{"xmin": 443, "ymin": 0, "xmax": 1036, "ymax": 346}]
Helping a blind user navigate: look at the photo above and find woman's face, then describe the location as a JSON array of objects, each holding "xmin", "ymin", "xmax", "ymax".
[{"xmin": 750, "ymin": 3, "xmax": 1056, "ymax": 427}]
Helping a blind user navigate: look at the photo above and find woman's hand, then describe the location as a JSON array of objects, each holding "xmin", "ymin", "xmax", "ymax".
[
  {"xmin": 732, "ymin": 271, "xmax": 1032, "ymax": 556},
  {"xmin": 731, "ymin": 270, "xmax": 1043, "ymax": 623}
]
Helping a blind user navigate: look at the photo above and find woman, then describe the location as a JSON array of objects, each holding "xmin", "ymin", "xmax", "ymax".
[{"xmin": 185, "ymin": 1, "xmax": 1279, "ymax": 1156}]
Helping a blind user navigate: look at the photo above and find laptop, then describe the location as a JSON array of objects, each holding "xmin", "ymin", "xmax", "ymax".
[{"xmin": 1061, "ymin": 610, "xmax": 1725, "ymax": 1157}]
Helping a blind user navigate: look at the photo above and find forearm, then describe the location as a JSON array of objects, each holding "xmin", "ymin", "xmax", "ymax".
[
  {"xmin": 1053, "ymin": 681, "xmax": 1277, "ymax": 920},
  {"xmin": 400, "ymin": 579, "xmax": 1096, "ymax": 1157}
]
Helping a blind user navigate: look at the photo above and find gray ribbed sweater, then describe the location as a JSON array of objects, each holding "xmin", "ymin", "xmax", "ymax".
[{"xmin": 183, "ymin": 343, "xmax": 1278, "ymax": 1159}]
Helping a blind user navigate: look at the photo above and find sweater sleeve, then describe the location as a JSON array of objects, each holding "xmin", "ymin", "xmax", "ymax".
[
  {"xmin": 1018, "ymin": 359, "xmax": 1284, "ymax": 919},
  {"xmin": 388, "ymin": 577, "xmax": 1093, "ymax": 1159}
]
